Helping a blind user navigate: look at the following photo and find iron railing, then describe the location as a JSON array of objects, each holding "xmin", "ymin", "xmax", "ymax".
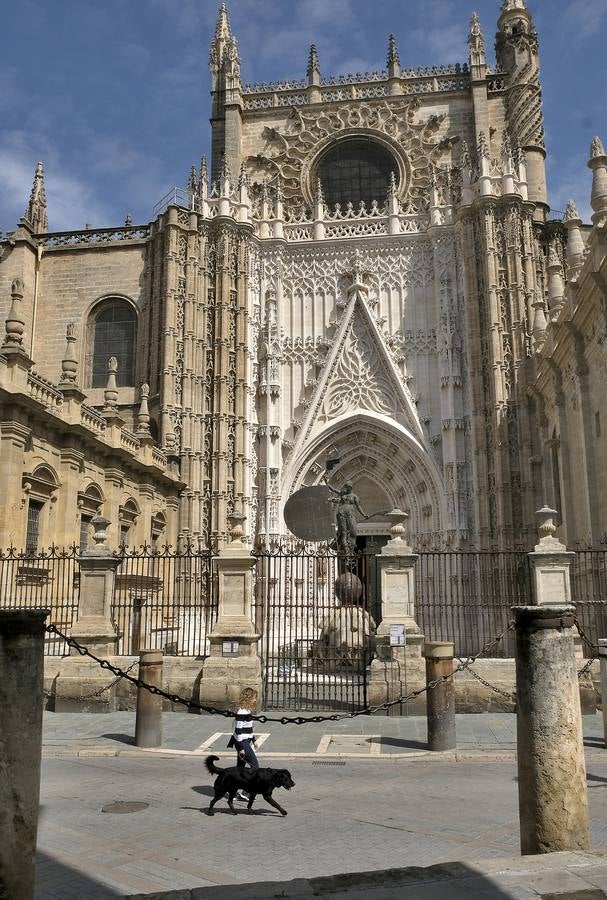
[
  {"xmin": 111, "ymin": 547, "xmax": 218, "ymax": 656},
  {"xmin": 571, "ymin": 550, "xmax": 607, "ymax": 652},
  {"xmin": 0, "ymin": 546, "xmax": 80, "ymax": 655},
  {"xmin": 415, "ymin": 551, "xmax": 532, "ymax": 658},
  {"xmin": 253, "ymin": 546, "xmax": 380, "ymax": 711}
]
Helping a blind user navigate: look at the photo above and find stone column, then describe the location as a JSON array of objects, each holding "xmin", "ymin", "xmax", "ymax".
[
  {"xmin": 425, "ymin": 641, "xmax": 456, "ymax": 751},
  {"xmin": 514, "ymin": 604, "xmax": 590, "ymax": 854},
  {"xmin": 368, "ymin": 511, "xmax": 426, "ymax": 713},
  {"xmin": 200, "ymin": 510, "xmax": 261, "ymax": 710},
  {"xmin": 528, "ymin": 507, "xmax": 594, "ymax": 710},
  {"xmin": 0, "ymin": 609, "xmax": 48, "ymax": 900},
  {"xmin": 55, "ymin": 516, "xmax": 120, "ymax": 712}
]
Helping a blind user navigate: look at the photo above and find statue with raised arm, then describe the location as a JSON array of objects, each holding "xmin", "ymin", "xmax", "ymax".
[{"xmin": 325, "ymin": 479, "xmax": 367, "ymax": 555}]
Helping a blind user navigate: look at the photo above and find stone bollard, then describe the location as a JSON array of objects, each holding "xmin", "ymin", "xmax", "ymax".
[
  {"xmin": 599, "ymin": 639, "xmax": 607, "ymax": 747},
  {"xmin": 514, "ymin": 605, "xmax": 590, "ymax": 854},
  {"xmin": 425, "ymin": 641, "xmax": 456, "ymax": 751},
  {"xmin": 0, "ymin": 609, "xmax": 48, "ymax": 900},
  {"xmin": 135, "ymin": 649, "xmax": 163, "ymax": 748}
]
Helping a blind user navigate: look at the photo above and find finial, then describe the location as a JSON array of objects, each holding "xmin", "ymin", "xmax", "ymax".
[
  {"xmin": 124, "ymin": 212, "xmax": 132, "ymax": 226},
  {"xmin": 461, "ymin": 140, "xmax": 471, "ymax": 168},
  {"xmin": 188, "ymin": 165, "xmax": 197, "ymax": 194},
  {"xmin": 198, "ymin": 156, "xmax": 208, "ymax": 201},
  {"xmin": 564, "ymin": 199, "xmax": 581, "ymax": 223},
  {"xmin": 238, "ymin": 162, "xmax": 249, "ymax": 190},
  {"xmin": 104, "ymin": 357, "xmax": 119, "ymax": 409},
  {"xmin": 209, "ymin": 2, "xmax": 240, "ymax": 81},
  {"xmin": 501, "ymin": 130, "xmax": 513, "ymax": 162},
  {"xmin": 315, "ymin": 177, "xmax": 325, "ymax": 204},
  {"xmin": 59, "ymin": 322, "xmax": 79, "ymax": 385},
  {"xmin": 307, "ymin": 44, "xmax": 320, "ymax": 79},
  {"xmin": 2, "ymin": 278, "xmax": 26, "ymax": 350},
  {"xmin": 214, "ymin": 2, "xmax": 231, "ymax": 42},
  {"xmin": 591, "ymin": 136, "xmax": 606, "ymax": 159},
  {"xmin": 387, "ymin": 34, "xmax": 400, "ymax": 68},
  {"xmin": 228, "ymin": 507, "xmax": 246, "ymax": 543},
  {"xmin": 387, "ymin": 171, "xmax": 397, "ymax": 199},
  {"xmin": 501, "ymin": 0, "xmax": 527, "ymax": 11},
  {"xmin": 23, "ymin": 160, "xmax": 48, "ymax": 233},
  {"xmin": 137, "ymin": 383, "xmax": 151, "ymax": 434}
]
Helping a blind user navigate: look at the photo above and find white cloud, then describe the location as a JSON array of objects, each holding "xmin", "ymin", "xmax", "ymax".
[
  {"xmin": 0, "ymin": 131, "xmax": 111, "ymax": 233},
  {"xmin": 547, "ymin": 149, "xmax": 592, "ymax": 222},
  {"xmin": 564, "ymin": 0, "xmax": 607, "ymax": 39}
]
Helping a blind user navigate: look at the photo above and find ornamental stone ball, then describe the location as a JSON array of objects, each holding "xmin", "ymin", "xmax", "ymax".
[{"xmin": 334, "ymin": 572, "xmax": 363, "ymax": 605}]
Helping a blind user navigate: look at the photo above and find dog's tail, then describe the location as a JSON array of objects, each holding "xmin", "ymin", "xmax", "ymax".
[{"xmin": 205, "ymin": 754, "xmax": 223, "ymax": 775}]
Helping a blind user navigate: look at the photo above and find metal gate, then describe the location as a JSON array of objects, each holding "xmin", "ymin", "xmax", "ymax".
[{"xmin": 253, "ymin": 547, "xmax": 379, "ymax": 711}]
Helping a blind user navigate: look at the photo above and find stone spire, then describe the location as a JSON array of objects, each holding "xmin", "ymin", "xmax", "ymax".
[
  {"xmin": 387, "ymin": 34, "xmax": 401, "ymax": 79},
  {"xmin": 307, "ymin": 44, "xmax": 321, "ymax": 84},
  {"xmin": 209, "ymin": 3, "xmax": 240, "ymax": 85},
  {"xmin": 588, "ymin": 135, "xmax": 607, "ymax": 223},
  {"xmin": 104, "ymin": 357, "xmax": 119, "ymax": 410},
  {"xmin": 23, "ymin": 161, "xmax": 48, "ymax": 233},
  {"xmin": 468, "ymin": 12, "xmax": 486, "ymax": 71},
  {"xmin": 188, "ymin": 165, "xmax": 197, "ymax": 208}
]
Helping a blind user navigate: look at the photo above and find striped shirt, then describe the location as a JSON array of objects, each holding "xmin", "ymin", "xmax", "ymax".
[{"xmin": 232, "ymin": 708, "xmax": 255, "ymax": 747}]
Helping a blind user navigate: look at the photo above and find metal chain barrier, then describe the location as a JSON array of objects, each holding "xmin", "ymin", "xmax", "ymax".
[
  {"xmin": 77, "ymin": 659, "xmax": 139, "ymax": 701},
  {"xmin": 454, "ymin": 657, "xmax": 516, "ymax": 703},
  {"xmin": 573, "ymin": 617, "xmax": 600, "ymax": 680},
  {"xmin": 45, "ymin": 621, "xmax": 514, "ymax": 724}
]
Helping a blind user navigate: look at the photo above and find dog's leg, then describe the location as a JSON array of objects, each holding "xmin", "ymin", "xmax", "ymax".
[
  {"xmin": 263, "ymin": 794, "xmax": 287, "ymax": 816},
  {"xmin": 207, "ymin": 793, "xmax": 221, "ymax": 816},
  {"xmin": 227, "ymin": 790, "xmax": 238, "ymax": 815},
  {"xmin": 246, "ymin": 793, "xmax": 257, "ymax": 814}
]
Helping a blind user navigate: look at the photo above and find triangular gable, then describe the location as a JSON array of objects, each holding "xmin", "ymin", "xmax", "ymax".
[{"xmin": 294, "ymin": 289, "xmax": 425, "ymax": 452}]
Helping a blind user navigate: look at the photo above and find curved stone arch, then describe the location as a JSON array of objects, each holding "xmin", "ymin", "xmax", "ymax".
[
  {"xmin": 81, "ymin": 293, "xmax": 140, "ymax": 389},
  {"xmin": 301, "ymin": 128, "xmax": 411, "ymax": 207},
  {"xmin": 282, "ymin": 411, "xmax": 447, "ymax": 538}
]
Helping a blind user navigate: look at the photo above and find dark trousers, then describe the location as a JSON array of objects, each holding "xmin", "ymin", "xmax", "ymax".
[{"xmin": 236, "ymin": 739, "xmax": 259, "ymax": 769}]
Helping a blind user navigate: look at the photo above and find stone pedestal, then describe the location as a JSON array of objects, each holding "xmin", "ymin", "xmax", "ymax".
[
  {"xmin": 528, "ymin": 507, "xmax": 575, "ymax": 606},
  {"xmin": 0, "ymin": 609, "xmax": 48, "ymax": 900},
  {"xmin": 55, "ymin": 517, "xmax": 120, "ymax": 712},
  {"xmin": 200, "ymin": 512, "xmax": 262, "ymax": 710},
  {"xmin": 374, "ymin": 511, "xmax": 424, "ymax": 660},
  {"xmin": 514, "ymin": 604, "xmax": 590, "ymax": 854}
]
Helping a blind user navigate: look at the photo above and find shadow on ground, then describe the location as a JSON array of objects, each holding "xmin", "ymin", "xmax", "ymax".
[
  {"xmin": 101, "ymin": 733, "xmax": 135, "ymax": 745},
  {"xmin": 36, "ymin": 849, "xmax": 121, "ymax": 899},
  {"xmin": 379, "ymin": 736, "xmax": 428, "ymax": 750}
]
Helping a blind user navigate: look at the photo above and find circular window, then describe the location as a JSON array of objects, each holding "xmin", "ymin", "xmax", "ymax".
[{"xmin": 317, "ymin": 138, "xmax": 398, "ymax": 210}]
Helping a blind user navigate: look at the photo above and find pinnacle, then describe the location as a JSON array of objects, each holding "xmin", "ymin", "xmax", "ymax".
[
  {"xmin": 564, "ymin": 199, "xmax": 581, "ymax": 222},
  {"xmin": 591, "ymin": 136, "xmax": 606, "ymax": 158},
  {"xmin": 387, "ymin": 33, "xmax": 400, "ymax": 68},
  {"xmin": 23, "ymin": 159, "xmax": 48, "ymax": 233},
  {"xmin": 214, "ymin": 2, "xmax": 231, "ymax": 41},
  {"xmin": 501, "ymin": 0, "xmax": 527, "ymax": 12},
  {"xmin": 307, "ymin": 44, "xmax": 320, "ymax": 77}
]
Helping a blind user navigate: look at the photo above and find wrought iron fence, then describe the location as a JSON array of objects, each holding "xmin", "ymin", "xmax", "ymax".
[
  {"xmin": 111, "ymin": 547, "xmax": 218, "ymax": 656},
  {"xmin": 0, "ymin": 546, "xmax": 80, "ymax": 655},
  {"xmin": 415, "ymin": 551, "xmax": 532, "ymax": 658},
  {"xmin": 253, "ymin": 545, "xmax": 380, "ymax": 711},
  {"xmin": 571, "ymin": 550, "xmax": 607, "ymax": 652}
]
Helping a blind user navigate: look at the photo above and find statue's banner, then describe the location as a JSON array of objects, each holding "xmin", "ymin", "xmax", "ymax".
[{"xmin": 284, "ymin": 485, "xmax": 335, "ymax": 542}]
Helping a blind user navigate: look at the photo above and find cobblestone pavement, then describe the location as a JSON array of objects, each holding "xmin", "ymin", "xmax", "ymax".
[
  {"xmin": 36, "ymin": 750, "xmax": 607, "ymax": 899},
  {"xmin": 42, "ymin": 710, "xmax": 607, "ymax": 759}
]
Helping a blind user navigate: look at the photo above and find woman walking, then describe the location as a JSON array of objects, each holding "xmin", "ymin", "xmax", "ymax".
[{"xmin": 227, "ymin": 687, "xmax": 259, "ymax": 801}]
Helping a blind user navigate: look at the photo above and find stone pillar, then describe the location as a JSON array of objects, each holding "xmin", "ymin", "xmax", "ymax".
[
  {"xmin": 135, "ymin": 649, "xmax": 163, "ymax": 748},
  {"xmin": 514, "ymin": 604, "xmax": 590, "ymax": 854},
  {"xmin": 0, "ymin": 609, "xmax": 48, "ymax": 900},
  {"xmin": 200, "ymin": 510, "xmax": 261, "ymax": 710},
  {"xmin": 528, "ymin": 507, "xmax": 594, "ymax": 710},
  {"xmin": 368, "ymin": 511, "xmax": 426, "ymax": 713},
  {"xmin": 374, "ymin": 511, "xmax": 424, "ymax": 660},
  {"xmin": 425, "ymin": 641, "xmax": 456, "ymax": 751},
  {"xmin": 55, "ymin": 516, "xmax": 120, "ymax": 712}
]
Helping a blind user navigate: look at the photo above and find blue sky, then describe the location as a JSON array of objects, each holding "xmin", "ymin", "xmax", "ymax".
[{"xmin": 1, "ymin": 0, "xmax": 605, "ymax": 233}]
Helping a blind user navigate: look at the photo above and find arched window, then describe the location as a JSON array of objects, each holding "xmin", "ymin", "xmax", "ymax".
[
  {"xmin": 317, "ymin": 138, "xmax": 397, "ymax": 210},
  {"xmin": 90, "ymin": 299, "xmax": 136, "ymax": 388}
]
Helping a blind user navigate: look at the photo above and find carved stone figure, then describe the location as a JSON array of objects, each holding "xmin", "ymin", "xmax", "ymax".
[{"xmin": 326, "ymin": 481, "xmax": 367, "ymax": 555}]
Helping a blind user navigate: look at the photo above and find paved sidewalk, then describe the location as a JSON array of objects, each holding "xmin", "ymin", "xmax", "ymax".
[
  {"xmin": 36, "ymin": 754, "xmax": 607, "ymax": 898},
  {"xmin": 42, "ymin": 710, "xmax": 607, "ymax": 760}
]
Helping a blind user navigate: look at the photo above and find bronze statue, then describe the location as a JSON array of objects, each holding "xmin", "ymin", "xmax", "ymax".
[{"xmin": 325, "ymin": 480, "xmax": 368, "ymax": 555}]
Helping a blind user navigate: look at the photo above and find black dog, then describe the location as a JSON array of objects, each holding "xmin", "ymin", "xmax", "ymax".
[{"xmin": 205, "ymin": 755, "xmax": 295, "ymax": 816}]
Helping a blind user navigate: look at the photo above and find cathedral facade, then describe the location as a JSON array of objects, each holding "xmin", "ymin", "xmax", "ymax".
[{"xmin": 1, "ymin": 0, "xmax": 606, "ymax": 553}]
